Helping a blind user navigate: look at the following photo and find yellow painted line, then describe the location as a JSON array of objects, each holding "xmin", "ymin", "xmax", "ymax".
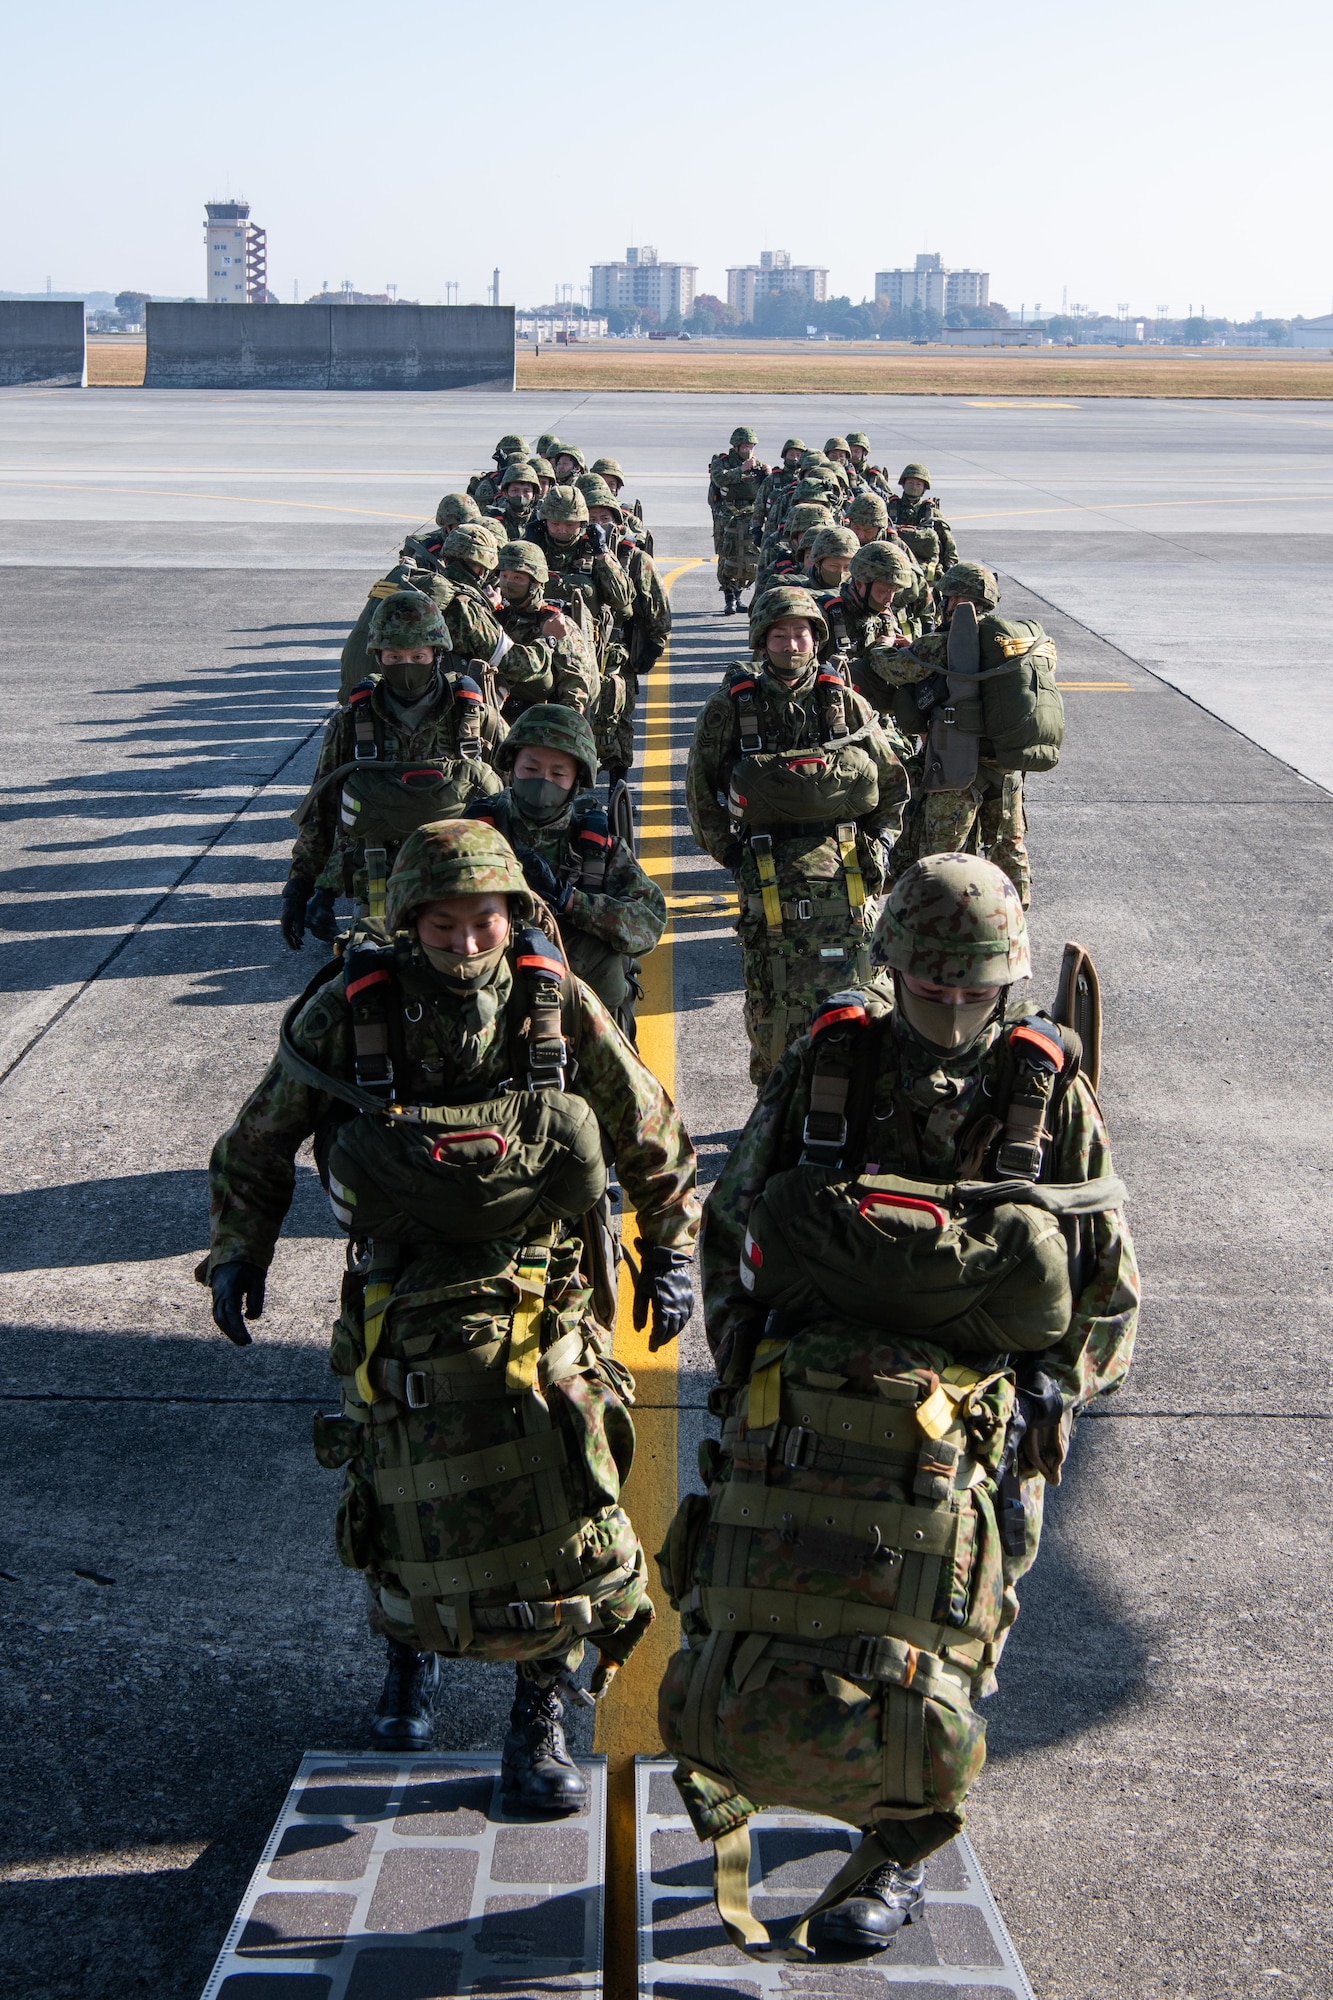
[
  {"xmin": 0, "ymin": 480, "xmax": 422, "ymax": 522},
  {"xmin": 665, "ymin": 891, "xmax": 737, "ymax": 914},
  {"xmin": 1060, "ymin": 681, "xmax": 1134, "ymax": 690},
  {"xmin": 596, "ymin": 555, "xmax": 704, "ymax": 2000}
]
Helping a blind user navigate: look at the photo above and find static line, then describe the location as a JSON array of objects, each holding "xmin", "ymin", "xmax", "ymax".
[{"xmin": 595, "ymin": 555, "xmax": 704, "ymax": 2000}]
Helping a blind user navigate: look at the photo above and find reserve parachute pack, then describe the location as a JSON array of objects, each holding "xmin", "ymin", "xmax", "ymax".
[
  {"xmin": 918, "ymin": 608, "xmax": 1064, "ymax": 782},
  {"xmin": 725, "ymin": 664, "xmax": 880, "ymax": 828},
  {"xmin": 284, "ymin": 929, "xmax": 649, "ymax": 1678},
  {"xmin": 658, "ymin": 990, "xmax": 1125, "ymax": 1959}
]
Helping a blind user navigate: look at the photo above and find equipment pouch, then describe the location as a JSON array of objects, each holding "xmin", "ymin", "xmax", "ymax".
[
  {"xmin": 340, "ymin": 763, "xmax": 479, "ymax": 847},
  {"xmin": 656, "ymin": 1490, "xmax": 711, "ymax": 1609},
  {"xmin": 550, "ymin": 1366, "xmax": 637, "ymax": 1512},
  {"xmin": 312, "ymin": 1411, "xmax": 363, "ymax": 1470},
  {"xmin": 729, "ymin": 743, "xmax": 879, "ymax": 827},
  {"xmin": 335, "ymin": 1465, "xmax": 380, "ymax": 1571}
]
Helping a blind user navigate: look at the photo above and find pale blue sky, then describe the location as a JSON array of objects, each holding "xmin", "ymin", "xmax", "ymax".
[{"xmin": 5, "ymin": 0, "xmax": 1329, "ymax": 319}]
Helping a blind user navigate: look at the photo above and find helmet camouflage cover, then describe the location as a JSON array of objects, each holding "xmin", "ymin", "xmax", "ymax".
[
  {"xmin": 495, "ymin": 433, "xmax": 530, "ymax": 461},
  {"xmin": 497, "ymin": 459, "xmax": 540, "ymax": 492},
  {"xmin": 749, "ymin": 583, "xmax": 830, "ymax": 652},
  {"xmin": 850, "ymin": 540, "xmax": 917, "ymax": 591},
  {"xmin": 591, "ymin": 456, "xmax": 624, "ymax": 482},
  {"xmin": 873, "ymin": 854, "xmax": 1030, "ymax": 985},
  {"xmin": 385, "ymin": 820, "xmax": 536, "ymax": 934},
  {"xmin": 530, "ymin": 456, "xmax": 555, "ymax": 481},
  {"xmin": 536, "ymin": 433, "xmax": 561, "ymax": 459},
  {"xmin": 730, "ymin": 426, "xmax": 759, "ymax": 446},
  {"xmin": 824, "ymin": 436, "xmax": 850, "ymax": 455},
  {"xmin": 435, "ymin": 491, "xmax": 483, "ymax": 530},
  {"xmin": 784, "ymin": 501, "xmax": 834, "ymax": 540},
  {"xmin": 575, "ymin": 473, "xmax": 623, "ymax": 515},
  {"xmin": 792, "ymin": 475, "xmax": 837, "ymax": 506},
  {"xmin": 442, "ymin": 525, "xmax": 499, "ymax": 570},
  {"xmin": 941, "ymin": 561, "xmax": 1000, "ymax": 608},
  {"xmin": 809, "ymin": 524, "xmax": 859, "ymax": 563},
  {"xmin": 552, "ymin": 442, "xmax": 588, "ymax": 472},
  {"xmin": 498, "ymin": 702, "xmax": 597, "ymax": 788},
  {"xmin": 848, "ymin": 490, "xmax": 889, "ymax": 527},
  {"xmin": 899, "ymin": 462, "xmax": 932, "ymax": 488},
  {"xmin": 540, "ymin": 483, "xmax": 589, "ymax": 524},
  {"xmin": 367, "ymin": 588, "xmax": 449, "ymax": 653},
  {"xmin": 846, "ymin": 430, "xmax": 871, "ymax": 450},
  {"xmin": 780, "ymin": 437, "xmax": 807, "ymax": 456},
  {"xmin": 497, "ymin": 538, "xmax": 549, "ymax": 585}
]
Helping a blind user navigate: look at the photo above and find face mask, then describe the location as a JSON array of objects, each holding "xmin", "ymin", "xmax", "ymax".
[
  {"xmin": 896, "ymin": 980, "xmax": 1000, "ymax": 1054},
  {"xmin": 380, "ymin": 655, "xmax": 436, "ymax": 697},
  {"xmin": 512, "ymin": 774, "xmax": 574, "ymax": 823},
  {"xmin": 420, "ymin": 938, "xmax": 508, "ymax": 989}
]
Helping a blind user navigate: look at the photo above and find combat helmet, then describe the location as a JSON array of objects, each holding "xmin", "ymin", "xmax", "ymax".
[
  {"xmin": 591, "ymin": 457, "xmax": 625, "ymax": 486},
  {"xmin": 846, "ymin": 431, "xmax": 872, "ymax": 452},
  {"xmin": 497, "ymin": 539, "xmax": 549, "ymax": 589},
  {"xmin": 898, "ymin": 462, "xmax": 932, "ymax": 489},
  {"xmin": 575, "ymin": 473, "xmax": 623, "ymax": 517},
  {"xmin": 850, "ymin": 541, "xmax": 917, "ymax": 593},
  {"xmin": 730, "ymin": 426, "xmax": 759, "ymax": 447},
  {"xmin": 749, "ymin": 583, "xmax": 830, "ymax": 653},
  {"xmin": 792, "ymin": 475, "xmax": 837, "ymax": 508},
  {"xmin": 780, "ymin": 436, "xmax": 807, "ymax": 458},
  {"xmin": 497, "ymin": 702, "xmax": 597, "ymax": 790},
  {"xmin": 367, "ymin": 588, "xmax": 449, "ymax": 655},
  {"xmin": 551, "ymin": 443, "xmax": 588, "ymax": 474},
  {"xmin": 436, "ymin": 491, "xmax": 483, "ymax": 530},
  {"xmin": 540, "ymin": 484, "xmax": 589, "ymax": 524},
  {"xmin": 536, "ymin": 433, "xmax": 561, "ymax": 460},
  {"xmin": 497, "ymin": 459, "xmax": 540, "ymax": 494},
  {"xmin": 873, "ymin": 854, "xmax": 1030, "ymax": 986},
  {"xmin": 940, "ymin": 561, "xmax": 1000, "ymax": 609},
  {"xmin": 530, "ymin": 456, "xmax": 555, "ymax": 486},
  {"xmin": 442, "ymin": 525, "xmax": 499, "ymax": 573},
  {"xmin": 784, "ymin": 501, "xmax": 834, "ymax": 542},
  {"xmin": 385, "ymin": 820, "xmax": 537, "ymax": 934},
  {"xmin": 848, "ymin": 491, "xmax": 889, "ymax": 528},
  {"xmin": 824, "ymin": 436, "xmax": 851, "ymax": 458},
  {"xmin": 493, "ymin": 433, "xmax": 530, "ymax": 463},
  {"xmin": 808, "ymin": 525, "xmax": 859, "ymax": 565}
]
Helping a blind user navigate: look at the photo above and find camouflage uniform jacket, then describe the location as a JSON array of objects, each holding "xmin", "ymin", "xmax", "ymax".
[
  {"xmin": 208, "ymin": 945, "xmax": 700, "ymax": 1275},
  {"xmin": 709, "ymin": 451, "xmax": 768, "ymax": 515},
  {"xmin": 701, "ymin": 982, "xmax": 1139, "ymax": 1400},
  {"xmin": 749, "ymin": 466, "xmax": 799, "ymax": 538},
  {"xmin": 339, "ymin": 567, "xmax": 549, "ymax": 709},
  {"xmin": 685, "ymin": 660, "xmax": 909, "ymax": 866},
  {"xmin": 887, "ymin": 493, "xmax": 959, "ymax": 570},
  {"xmin": 525, "ymin": 524, "xmax": 636, "ymax": 636},
  {"xmin": 484, "ymin": 500, "xmax": 537, "ymax": 543},
  {"xmin": 290, "ymin": 676, "xmax": 504, "ymax": 883},
  {"xmin": 494, "ymin": 595, "xmax": 599, "ymax": 715}
]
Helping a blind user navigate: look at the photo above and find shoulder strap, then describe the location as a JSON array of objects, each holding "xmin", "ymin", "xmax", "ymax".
[
  {"xmin": 996, "ymin": 1014, "xmax": 1081, "ymax": 1180},
  {"xmin": 277, "ymin": 954, "xmax": 399, "ymax": 1115},
  {"xmin": 509, "ymin": 925, "xmax": 573, "ymax": 1090},
  {"xmin": 726, "ymin": 667, "xmax": 766, "ymax": 755},
  {"xmin": 349, "ymin": 678, "xmax": 382, "ymax": 763},
  {"xmin": 798, "ymin": 991, "xmax": 872, "ymax": 1164},
  {"xmin": 815, "ymin": 663, "xmax": 851, "ymax": 742},
  {"xmin": 447, "ymin": 672, "xmax": 485, "ymax": 759}
]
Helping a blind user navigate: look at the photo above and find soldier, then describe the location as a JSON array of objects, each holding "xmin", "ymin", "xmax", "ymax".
[
  {"xmin": 888, "ymin": 462, "xmax": 959, "ymax": 577},
  {"xmin": 339, "ymin": 524, "xmax": 530, "ymax": 708},
  {"xmin": 823, "ymin": 435, "xmax": 852, "ymax": 472},
  {"xmin": 485, "ymin": 461, "xmax": 542, "ymax": 543},
  {"xmin": 845, "ymin": 431, "xmax": 892, "ymax": 496},
  {"xmin": 658, "ymin": 854, "xmax": 1138, "ymax": 1954},
  {"xmin": 530, "ymin": 456, "xmax": 556, "ymax": 497},
  {"xmin": 284, "ymin": 592, "xmax": 504, "ymax": 946},
  {"xmin": 578, "ymin": 473, "xmax": 672, "ymax": 785},
  {"xmin": 769, "ymin": 470, "xmax": 843, "ymax": 544},
  {"xmin": 685, "ymin": 584, "xmax": 908, "ymax": 1083},
  {"xmin": 535, "ymin": 432, "xmax": 561, "ymax": 462},
  {"xmin": 749, "ymin": 439, "xmax": 808, "ymax": 545},
  {"xmin": 753, "ymin": 501, "xmax": 833, "ymax": 597},
  {"xmin": 493, "ymin": 541, "xmax": 600, "ymax": 718},
  {"xmin": 466, "ymin": 705, "xmax": 665, "ymax": 1023},
  {"xmin": 207, "ymin": 820, "xmax": 700, "ymax": 1806},
  {"xmin": 526, "ymin": 486, "xmax": 634, "ymax": 690},
  {"xmin": 551, "ymin": 444, "xmax": 588, "ymax": 484},
  {"xmin": 469, "ymin": 434, "xmax": 532, "ymax": 511},
  {"xmin": 886, "ymin": 561, "xmax": 1062, "ymax": 908},
  {"xmin": 844, "ymin": 497, "xmax": 934, "ymax": 636},
  {"xmin": 804, "ymin": 524, "xmax": 859, "ymax": 593},
  {"xmin": 591, "ymin": 459, "xmax": 653, "ymax": 556},
  {"xmin": 708, "ymin": 427, "xmax": 769, "ymax": 615}
]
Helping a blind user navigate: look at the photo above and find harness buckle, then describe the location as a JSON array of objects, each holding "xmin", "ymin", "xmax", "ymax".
[
  {"xmin": 782, "ymin": 1425, "xmax": 814, "ymax": 1469},
  {"xmin": 507, "ymin": 1601, "xmax": 538, "ymax": 1630},
  {"xmin": 738, "ymin": 729, "xmax": 764, "ymax": 755},
  {"xmin": 801, "ymin": 1109, "xmax": 847, "ymax": 1156},
  {"xmin": 997, "ymin": 1140, "xmax": 1043, "ymax": 1179},
  {"xmin": 793, "ymin": 898, "xmax": 813, "ymax": 921},
  {"xmin": 527, "ymin": 1038, "xmax": 567, "ymax": 1090},
  {"xmin": 404, "ymin": 1371, "xmax": 428, "ymax": 1411}
]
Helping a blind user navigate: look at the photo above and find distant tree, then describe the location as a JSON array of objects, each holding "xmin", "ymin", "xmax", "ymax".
[
  {"xmin": 945, "ymin": 302, "xmax": 1010, "ymax": 330},
  {"xmin": 686, "ymin": 292, "xmax": 740, "ymax": 335},
  {"xmin": 115, "ymin": 290, "xmax": 150, "ymax": 323},
  {"xmin": 1182, "ymin": 316, "xmax": 1213, "ymax": 342},
  {"xmin": 638, "ymin": 306, "xmax": 661, "ymax": 330},
  {"xmin": 1044, "ymin": 315, "xmax": 1079, "ymax": 341},
  {"xmin": 605, "ymin": 306, "xmax": 641, "ymax": 334}
]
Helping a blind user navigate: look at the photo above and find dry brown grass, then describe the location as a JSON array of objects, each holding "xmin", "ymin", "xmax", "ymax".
[
  {"xmin": 87, "ymin": 341, "xmax": 146, "ymax": 386},
  {"xmin": 516, "ymin": 344, "xmax": 1333, "ymax": 400}
]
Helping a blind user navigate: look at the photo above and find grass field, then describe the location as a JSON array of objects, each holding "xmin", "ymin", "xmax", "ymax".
[{"xmin": 84, "ymin": 339, "xmax": 1333, "ymax": 398}]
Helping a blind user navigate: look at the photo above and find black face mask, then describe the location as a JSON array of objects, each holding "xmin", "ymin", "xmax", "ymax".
[
  {"xmin": 512, "ymin": 775, "xmax": 574, "ymax": 823},
  {"xmin": 379, "ymin": 654, "xmax": 437, "ymax": 697}
]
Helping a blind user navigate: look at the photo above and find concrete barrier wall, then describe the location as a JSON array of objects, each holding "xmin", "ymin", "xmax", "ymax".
[
  {"xmin": 0, "ymin": 302, "xmax": 86, "ymax": 387},
  {"xmin": 144, "ymin": 303, "xmax": 515, "ymax": 390}
]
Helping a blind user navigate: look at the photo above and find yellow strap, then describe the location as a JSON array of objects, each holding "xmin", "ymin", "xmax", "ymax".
[
  {"xmin": 504, "ymin": 1245, "xmax": 550, "ymax": 1393},
  {"xmin": 353, "ymin": 1278, "xmax": 395, "ymax": 1406},
  {"xmin": 747, "ymin": 1338, "xmax": 788, "ymax": 1430},
  {"xmin": 368, "ymin": 580, "xmax": 398, "ymax": 600},
  {"xmin": 836, "ymin": 821, "xmax": 865, "ymax": 914},
  {"xmin": 754, "ymin": 845, "xmax": 783, "ymax": 933},
  {"xmin": 917, "ymin": 1362, "xmax": 1003, "ymax": 1439},
  {"xmin": 364, "ymin": 845, "xmax": 388, "ymax": 925},
  {"xmin": 711, "ymin": 1819, "xmax": 903, "ymax": 1962}
]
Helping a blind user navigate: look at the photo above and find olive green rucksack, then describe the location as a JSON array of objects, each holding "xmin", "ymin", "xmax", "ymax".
[
  {"xmin": 339, "ymin": 763, "xmax": 488, "ymax": 848},
  {"xmin": 727, "ymin": 743, "xmax": 880, "ymax": 828},
  {"xmin": 948, "ymin": 622, "xmax": 1064, "ymax": 774}
]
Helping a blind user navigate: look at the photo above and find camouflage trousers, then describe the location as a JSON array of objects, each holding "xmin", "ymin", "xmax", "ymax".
[
  {"xmin": 738, "ymin": 928, "xmax": 873, "ymax": 1085},
  {"xmin": 717, "ymin": 512, "xmax": 759, "ymax": 593},
  {"xmin": 890, "ymin": 767, "xmax": 1030, "ymax": 907},
  {"xmin": 592, "ymin": 655, "xmax": 638, "ymax": 773}
]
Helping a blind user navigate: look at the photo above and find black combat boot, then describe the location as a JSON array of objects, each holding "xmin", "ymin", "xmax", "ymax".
[
  {"xmin": 808, "ymin": 1855, "xmax": 926, "ymax": 1955},
  {"xmin": 606, "ymin": 762, "xmax": 630, "ymax": 791},
  {"xmin": 500, "ymin": 1671, "xmax": 587, "ymax": 1814},
  {"xmin": 722, "ymin": 589, "xmax": 736, "ymax": 615},
  {"xmin": 369, "ymin": 1639, "xmax": 439, "ymax": 1752}
]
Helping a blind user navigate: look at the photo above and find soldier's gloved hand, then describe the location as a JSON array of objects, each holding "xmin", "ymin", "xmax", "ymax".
[
  {"xmin": 514, "ymin": 842, "xmax": 563, "ymax": 910},
  {"xmin": 588, "ymin": 521, "xmax": 611, "ymax": 555},
  {"xmin": 632, "ymin": 1242, "xmax": 694, "ymax": 1349},
  {"xmin": 211, "ymin": 1260, "xmax": 266, "ymax": 1346},
  {"xmin": 305, "ymin": 887, "xmax": 339, "ymax": 944},
  {"xmin": 280, "ymin": 876, "xmax": 313, "ymax": 951}
]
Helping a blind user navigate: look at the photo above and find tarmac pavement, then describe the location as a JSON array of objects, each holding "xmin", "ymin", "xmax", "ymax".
[{"xmin": 1, "ymin": 386, "xmax": 1331, "ymax": 1998}]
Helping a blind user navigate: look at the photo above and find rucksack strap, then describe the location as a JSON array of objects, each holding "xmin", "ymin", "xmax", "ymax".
[
  {"xmin": 727, "ymin": 671, "xmax": 766, "ymax": 755},
  {"xmin": 350, "ymin": 678, "xmax": 380, "ymax": 762},
  {"xmin": 510, "ymin": 925, "xmax": 571, "ymax": 1090},
  {"xmin": 997, "ymin": 1017, "xmax": 1073, "ymax": 1179},
  {"xmin": 800, "ymin": 992, "xmax": 869, "ymax": 1163}
]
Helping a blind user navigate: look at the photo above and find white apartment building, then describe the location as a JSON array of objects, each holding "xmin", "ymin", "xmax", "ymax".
[
  {"xmin": 874, "ymin": 253, "xmax": 990, "ymax": 313},
  {"xmin": 726, "ymin": 250, "xmax": 829, "ymax": 323},
  {"xmin": 590, "ymin": 247, "xmax": 697, "ymax": 321}
]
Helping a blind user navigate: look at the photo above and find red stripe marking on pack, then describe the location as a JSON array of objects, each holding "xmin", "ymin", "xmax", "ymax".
[
  {"xmin": 1011, "ymin": 1022, "xmax": 1065, "ymax": 1069},
  {"xmin": 516, "ymin": 953, "xmax": 565, "ymax": 977},
  {"xmin": 858, "ymin": 1192, "xmax": 949, "ymax": 1228},
  {"xmin": 811, "ymin": 1003, "xmax": 866, "ymax": 1037},
  {"xmin": 346, "ymin": 970, "xmax": 392, "ymax": 1001}
]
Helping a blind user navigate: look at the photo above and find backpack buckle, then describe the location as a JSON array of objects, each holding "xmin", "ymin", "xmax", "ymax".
[
  {"xmin": 507, "ymin": 1601, "xmax": 538, "ymax": 1630},
  {"xmin": 801, "ymin": 1109, "xmax": 847, "ymax": 1158},
  {"xmin": 404, "ymin": 1371, "xmax": 429, "ymax": 1410},
  {"xmin": 781, "ymin": 1425, "xmax": 814, "ymax": 1469},
  {"xmin": 528, "ymin": 1038, "xmax": 567, "ymax": 1090},
  {"xmin": 738, "ymin": 728, "xmax": 763, "ymax": 755},
  {"xmin": 997, "ymin": 1139, "xmax": 1043, "ymax": 1179},
  {"xmin": 793, "ymin": 898, "xmax": 812, "ymax": 921}
]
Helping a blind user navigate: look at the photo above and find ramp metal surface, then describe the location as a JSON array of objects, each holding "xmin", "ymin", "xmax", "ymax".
[
  {"xmin": 634, "ymin": 1758, "xmax": 1034, "ymax": 1999},
  {"xmin": 144, "ymin": 303, "xmax": 515, "ymax": 390},
  {"xmin": 0, "ymin": 300, "xmax": 86, "ymax": 385},
  {"xmin": 200, "ymin": 1751, "xmax": 605, "ymax": 1999}
]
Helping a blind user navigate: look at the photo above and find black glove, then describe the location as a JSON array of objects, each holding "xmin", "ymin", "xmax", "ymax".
[
  {"xmin": 632, "ymin": 1242, "xmax": 694, "ymax": 1349},
  {"xmin": 211, "ymin": 1260, "xmax": 266, "ymax": 1346},
  {"xmin": 305, "ymin": 886, "xmax": 339, "ymax": 944},
  {"xmin": 514, "ymin": 842, "xmax": 563, "ymax": 909},
  {"xmin": 915, "ymin": 670, "xmax": 950, "ymax": 716},
  {"xmin": 588, "ymin": 521, "xmax": 611, "ymax": 555},
  {"xmin": 280, "ymin": 876, "xmax": 313, "ymax": 952}
]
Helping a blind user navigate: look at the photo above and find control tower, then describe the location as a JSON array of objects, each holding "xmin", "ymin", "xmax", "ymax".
[{"xmin": 205, "ymin": 200, "xmax": 269, "ymax": 303}]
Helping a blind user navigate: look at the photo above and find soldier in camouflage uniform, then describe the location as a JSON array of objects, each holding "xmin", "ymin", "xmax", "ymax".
[
  {"xmin": 484, "ymin": 461, "xmax": 542, "ymax": 544},
  {"xmin": 749, "ymin": 439, "xmax": 808, "ymax": 545},
  {"xmin": 493, "ymin": 541, "xmax": 600, "ymax": 719},
  {"xmin": 551, "ymin": 444, "xmax": 587, "ymax": 484},
  {"xmin": 590, "ymin": 459, "xmax": 654, "ymax": 556},
  {"xmin": 804, "ymin": 523, "xmax": 858, "ymax": 593},
  {"xmin": 286, "ymin": 591, "xmax": 505, "ymax": 946},
  {"xmin": 526, "ymin": 486, "xmax": 633, "ymax": 701},
  {"xmin": 884, "ymin": 563, "xmax": 1049, "ymax": 907},
  {"xmin": 469, "ymin": 434, "xmax": 531, "ymax": 511},
  {"xmin": 753, "ymin": 501, "xmax": 834, "ymax": 597},
  {"xmin": 578, "ymin": 474, "xmax": 672, "ymax": 783},
  {"xmin": 888, "ymin": 463, "xmax": 959, "ymax": 577},
  {"xmin": 465, "ymin": 705, "xmax": 665, "ymax": 1023},
  {"xmin": 846, "ymin": 493, "xmax": 934, "ymax": 633},
  {"xmin": 658, "ymin": 855, "xmax": 1138, "ymax": 1954},
  {"xmin": 207, "ymin": 820, "xmax": 699, "ymax": 1807},
  {"xmin": 709, "ymin": 427, "xmax": 769, "ymax": 614},
  {"xmin": 686, "ymin": 584, "xmax": 908, "ymax": 1084},
  {"xmin": 530, "ymin": 456, "xmax": 556, "ymax": 497}
]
